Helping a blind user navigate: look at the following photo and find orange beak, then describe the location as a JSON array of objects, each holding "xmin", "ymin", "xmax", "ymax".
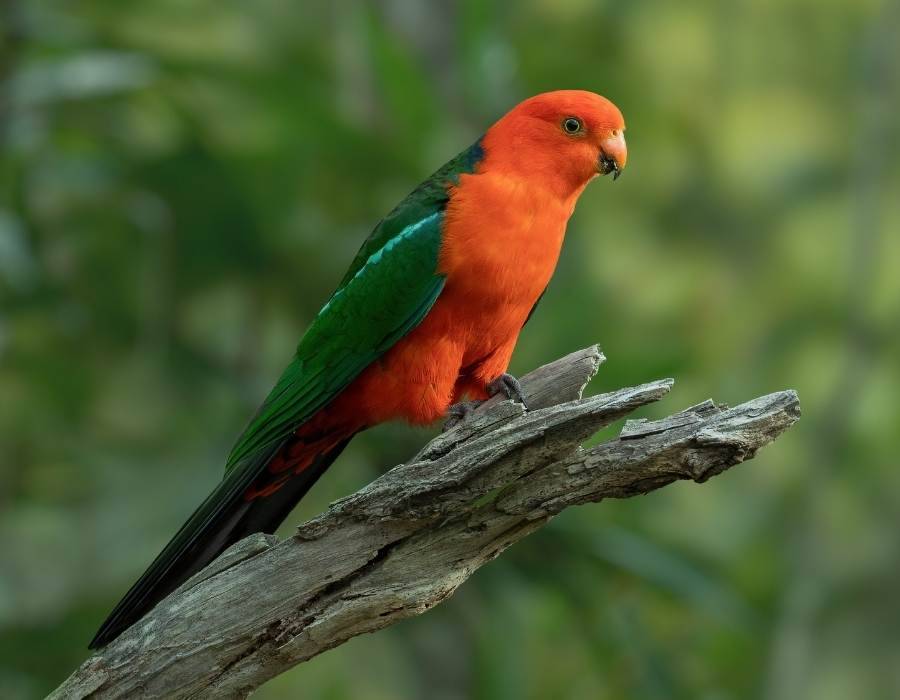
[{"xmin": 598, "ymin": 130, "xmax": 627, "ymax": 180}]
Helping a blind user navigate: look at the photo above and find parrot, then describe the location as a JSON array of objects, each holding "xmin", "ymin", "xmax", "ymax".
[{"xmin": 90, "ymin": 89, "xmax": 627, "ymax": 648}]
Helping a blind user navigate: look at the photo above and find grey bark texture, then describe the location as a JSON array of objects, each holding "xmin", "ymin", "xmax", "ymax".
[{"xmin": 51, "ymin": 346, "xmax": 800, "ymax": 699}]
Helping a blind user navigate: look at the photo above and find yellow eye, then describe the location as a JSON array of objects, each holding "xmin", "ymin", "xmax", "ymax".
[{"xmin": 562, "ymin": 117, "xmax": 583, "ymax": 134}]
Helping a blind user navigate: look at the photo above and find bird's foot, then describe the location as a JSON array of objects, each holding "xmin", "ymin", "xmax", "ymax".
[
  {"xmin": 487, "ymin": 373, "xmax": 529, "ymax": 409},
  {"xmin": 442, "ymin": 399, "xmax": 484, "ymax": 432}
]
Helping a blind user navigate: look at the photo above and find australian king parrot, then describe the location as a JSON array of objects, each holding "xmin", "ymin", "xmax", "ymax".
[{"xmin": 90, "ymin": 89, "xmax": 627, "ymax": 648}]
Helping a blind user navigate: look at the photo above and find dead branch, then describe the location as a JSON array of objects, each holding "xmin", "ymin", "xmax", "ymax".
[{"xmin": 51, "ymin": 346, "xmax": 800, "ymax": 699}]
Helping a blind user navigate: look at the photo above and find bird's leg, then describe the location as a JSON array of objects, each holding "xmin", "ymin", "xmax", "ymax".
[
  {"xmin": 443, "ymin": 373, "xmax": 528, "ymax": 431},
  {"xmin": 442, "ymin": 399, "xmax": 484, "ymax": 432},
  {"xmin": 487, "ymin": 373, "xmax": 529, "ymax": 409}
]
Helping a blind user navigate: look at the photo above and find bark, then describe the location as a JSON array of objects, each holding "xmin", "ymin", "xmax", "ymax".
[{"xmin": 51, "ymin": 346, "xmax": 800, "ymax": 699}]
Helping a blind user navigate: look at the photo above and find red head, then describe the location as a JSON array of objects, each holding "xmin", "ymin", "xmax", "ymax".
[{"xmin": 481, "ymin": 90, "xmax": 627, "ymax": 200}]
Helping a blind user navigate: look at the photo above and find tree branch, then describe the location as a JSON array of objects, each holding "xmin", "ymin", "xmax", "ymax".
[{"xmin": 52, "ymin": 346, "xmax": 800, "ymax": 699}]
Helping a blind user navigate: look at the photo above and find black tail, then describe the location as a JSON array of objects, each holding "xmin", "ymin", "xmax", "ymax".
[{"xmin": 89, "ymin": 435, "xmax": 354, "ymax": 649}]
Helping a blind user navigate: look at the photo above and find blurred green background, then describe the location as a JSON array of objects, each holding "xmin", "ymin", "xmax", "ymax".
[{"xmin": 2, "ymin": 1, "xmax": 899, "ymax": 698}]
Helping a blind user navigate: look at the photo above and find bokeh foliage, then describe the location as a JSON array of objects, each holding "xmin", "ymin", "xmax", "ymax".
[{"xmin": 2, "ymin": 1, "xmax": 899, "ymax": 698}]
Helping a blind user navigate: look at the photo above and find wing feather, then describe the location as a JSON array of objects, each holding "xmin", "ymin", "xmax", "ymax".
[{"xmin": 226, "ymin": 210, "xmax": 445, "ymax": 470}]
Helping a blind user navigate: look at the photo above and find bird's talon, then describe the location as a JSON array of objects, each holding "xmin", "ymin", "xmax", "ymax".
[
  {"xmin": 486, "ymin": 373, "xmax": 529, "ymax": 409},
  {"xmin": 443, "ymin": 400, "xmax": 484, "ymax": 431}
]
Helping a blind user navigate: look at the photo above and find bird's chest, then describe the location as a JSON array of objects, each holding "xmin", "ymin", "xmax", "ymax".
[{"xmin": 437, "ymin": 174, "xmax": 574, "ymax": 343}]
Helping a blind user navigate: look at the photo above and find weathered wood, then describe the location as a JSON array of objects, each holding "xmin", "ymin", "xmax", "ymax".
[{"xmin": 50, "ymin": 346, "xmax": 800, "ymax": 699}]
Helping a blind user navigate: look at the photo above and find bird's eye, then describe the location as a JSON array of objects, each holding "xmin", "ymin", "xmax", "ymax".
[{"xmin": 562, "ymin": 117, "xmax": 583, "ymax": 134}]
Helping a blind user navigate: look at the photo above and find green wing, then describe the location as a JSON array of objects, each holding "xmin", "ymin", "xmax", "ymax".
[
  {"xmin": 92, "ymin": 206, "xmax": 449, "ymax": 647},
  {"xmin": 227, "ymin": 138, "xmax": 484, "ymax": 471},
  {"xmin": 225, "ymin": 211, "xmax": 444, "ymax": 470}
]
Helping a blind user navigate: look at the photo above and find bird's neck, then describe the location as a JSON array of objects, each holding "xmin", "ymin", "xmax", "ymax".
[{"xmin": 478, "ymin": 121, "xmax": 596, "ymax": 204}]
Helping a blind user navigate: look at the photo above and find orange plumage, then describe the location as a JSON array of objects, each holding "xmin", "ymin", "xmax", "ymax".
[{"xmin": 286, "ymin": 90, "xmax": 626, "ymax": 446}]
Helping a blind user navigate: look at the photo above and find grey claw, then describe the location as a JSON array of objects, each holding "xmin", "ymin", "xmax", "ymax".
[
  {"xmin": 443, "ymin": 400, "xmax": 483, "ymax": 432},
  {"xmin": 486, "ymin": 373, "xmax": 529, "ymax": 409}
]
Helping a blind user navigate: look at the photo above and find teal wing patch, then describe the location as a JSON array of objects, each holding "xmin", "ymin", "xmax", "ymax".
[{"xmin": 339, "ymin": 139, "xmax": 483, "ymax": 287}]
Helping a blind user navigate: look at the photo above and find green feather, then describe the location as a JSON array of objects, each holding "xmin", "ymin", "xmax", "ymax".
[
  {"xmin": 225, "ymin": 212, "xmax": 444, "ymax": 469},
  {"xmin": 226, "ymin": 138, "xmax": 484, "ymax": 471},
  {"xmin": 338, "ymin": 139, "xmax": 484, "ymax": 287}
]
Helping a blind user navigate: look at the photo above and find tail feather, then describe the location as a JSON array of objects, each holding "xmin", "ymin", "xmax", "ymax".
[{"xmin": 89, "ymin": 433, "xmax": 354, "ymax": 649}]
